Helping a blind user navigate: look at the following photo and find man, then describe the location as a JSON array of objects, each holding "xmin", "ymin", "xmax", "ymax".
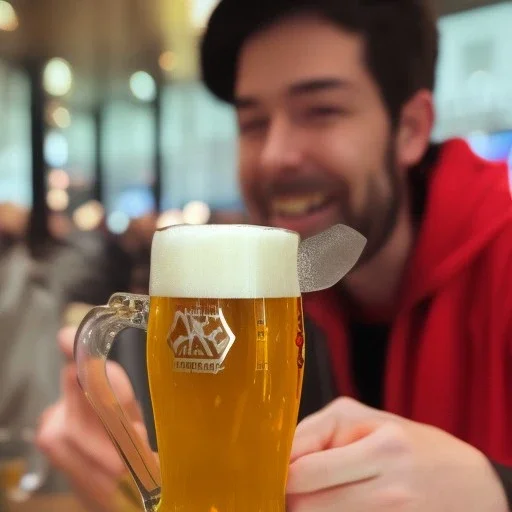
[{"xmin": 37, "ymin": 0, "xmax": 512, "ymax": 510}]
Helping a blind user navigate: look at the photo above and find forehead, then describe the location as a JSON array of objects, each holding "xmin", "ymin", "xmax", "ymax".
[{"xmin": 235, "ymin": 15, "xmax": 369, "ymax": 99}]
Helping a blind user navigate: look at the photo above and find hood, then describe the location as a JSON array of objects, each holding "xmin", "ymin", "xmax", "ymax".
[{"xmin": 403, "ymin": 138, "xmax": 512, "ymax": 306}]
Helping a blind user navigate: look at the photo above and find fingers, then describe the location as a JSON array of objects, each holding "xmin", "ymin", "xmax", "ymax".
[
  {"xmin": 37, "ymin": 360, "xmax": 143, "ymax": 481},
  {"xmin": 57, "ymin": 365, "xmax": 128, "ymax": 476},
  {"xmin": 291, "ymin": 397, "xmax": 380, "ymax": 463},
  {"xmin": 287, "ymin": 440, "xmax": 381, "ymax": 494},
  {"xmin": 58, "ymin": 326, "xmax": 77, "ymax": 361},
  {"xmin": 38, "ymin": 325, "xmax": 151, "ymax": 512},
  {"xmin": 105, "ymin": 361, "xmax": 144, "ymax": 424},
  {"xmin": 37, "ymin": 379, "xmax": 126, "ymax": 479},
  {"xmin": 38, "ymin": 405, "xmax": 122, "ymax": 512},
  {"xmin": 288, "ymin": 422, "xmax": 408, "ymax": 495},
  {"xmin": 59, "ymin": 322, "xmax": 140, "ymax": 422},
  {"xmin": 72, "ymin": 356, "xmax": 143, "ymax": 426},
  {"xmin": 287, "ymin": 478, "xmax": 383, "ymax": 512}
]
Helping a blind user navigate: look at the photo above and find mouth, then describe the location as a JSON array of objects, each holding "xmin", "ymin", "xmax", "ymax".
[
  {"xmin": 266, "ymin": 192, "xmax": 341, "ymax": 237},
  {"xmin": 270, "ymin": 192, "xmax": 334, "ymax": 218}
]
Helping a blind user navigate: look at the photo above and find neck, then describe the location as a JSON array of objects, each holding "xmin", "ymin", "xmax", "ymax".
[{"xmin": 341, "ymin": 205, "xmax": 415, "ymax": 319}]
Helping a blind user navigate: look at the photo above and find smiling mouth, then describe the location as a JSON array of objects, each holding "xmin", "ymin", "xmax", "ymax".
[{"xmin": 270, "ymin": 192, "xmax": 334, "ymax": 217}]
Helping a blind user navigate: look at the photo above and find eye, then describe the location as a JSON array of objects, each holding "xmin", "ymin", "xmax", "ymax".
[
  {"xmin": 305, "ymin": 106, "xmax": 346, "ymax": 119},
  {"xmin": 239, "ymin": 117, "xmax": 269, "ymax": 136}
]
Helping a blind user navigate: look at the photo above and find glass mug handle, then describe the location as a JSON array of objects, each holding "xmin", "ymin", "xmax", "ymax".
[{"xmin": 74, "ymin": 292, "xmax": 161, "ymax": 511}]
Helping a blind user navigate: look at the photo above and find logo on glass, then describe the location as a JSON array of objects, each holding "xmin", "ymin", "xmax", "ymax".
[{"xmin": 168, "ymin": 306, "xmax": 236, "ymax": 374}]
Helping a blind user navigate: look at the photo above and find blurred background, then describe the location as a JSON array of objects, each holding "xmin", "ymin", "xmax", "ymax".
[
  {"xmin": 0, "ymin": 0, "xmax": 511, "ymax": 261},
  {"xmin": 0, "ymin": 0, "xmax": 245, "ymax": 265},
  {"xmin": 0, "ymin": 0, "xmax": 511, "ymax": 507}
]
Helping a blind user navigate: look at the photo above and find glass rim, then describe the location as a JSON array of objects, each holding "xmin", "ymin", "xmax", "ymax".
[{"xmin": 156, "ymin": 223, "xmax": 300, "ymax": 238}]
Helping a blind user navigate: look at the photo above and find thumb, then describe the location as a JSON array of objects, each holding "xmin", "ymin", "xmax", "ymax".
[
  {"xmin": 291, "ymin": 398, "xmax": 381, "ymax": 463},
  {"xmin": 106, "ymin": 361, "xmax": 144, "ymax": 424},
  {"xmin": 58, "ymin": 326, "xmax": 77, "ymax": 361}
]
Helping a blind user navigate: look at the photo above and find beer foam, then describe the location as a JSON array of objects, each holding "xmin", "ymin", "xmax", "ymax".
[{"xmin": 150, "ymin": 224, "xmax": 301, "ymax": 298}]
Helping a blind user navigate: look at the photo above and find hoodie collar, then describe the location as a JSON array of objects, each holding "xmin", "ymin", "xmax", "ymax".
[{"xmin": 401, "ymin": 138, "xmax": 512, "ymax": 308}]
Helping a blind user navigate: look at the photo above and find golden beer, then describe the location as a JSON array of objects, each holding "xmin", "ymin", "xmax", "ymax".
[
  {"xmin": 147, "ymin": 225, "xmax": 304, "ymax": 511},
  {"xmin": 147, "ymin": 296, "xmax": 304, "ymax": 511}
]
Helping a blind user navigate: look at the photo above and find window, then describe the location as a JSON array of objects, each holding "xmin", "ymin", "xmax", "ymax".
[
  {"xmin": 0, "ymin": 60, "xmax": 31, "ymax": 206},
  {"xmin": 161, "ymin": 82, "xmax": 241, "ymax": 210}
]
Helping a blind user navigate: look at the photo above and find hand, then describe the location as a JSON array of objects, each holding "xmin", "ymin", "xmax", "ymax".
[
  {"xmin": 36, "ymin": 327, "xmax": 150, "ymax": 512},
  {"xmin": 287, "ymin": 397, "xmax": 508, "ymax": 512}
]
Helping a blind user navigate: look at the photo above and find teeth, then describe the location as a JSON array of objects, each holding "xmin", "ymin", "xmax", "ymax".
[{"xmin": 272, "ymin": 193, "xmax": 328, "ymax": 216}]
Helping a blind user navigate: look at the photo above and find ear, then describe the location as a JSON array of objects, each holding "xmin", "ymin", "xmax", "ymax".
[{"xmin": 395, "ymin": 90, "xmax": 435, "ymax": 169}]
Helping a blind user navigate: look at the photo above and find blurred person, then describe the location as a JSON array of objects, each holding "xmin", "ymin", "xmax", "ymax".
[
  {"xmin": 49, "ymin": 229, "xmax": 134, "ymax": 306},
  {"xmin": 0, "ymin": 212, "xmax": 133, "ymax": 497},
  {"xmin": 37, "ymin": 0, "xmax": 512, "ymax": 511},
  {"xmin": 0, "ymin": 234, "xmax": 63, "ymax": 493}
]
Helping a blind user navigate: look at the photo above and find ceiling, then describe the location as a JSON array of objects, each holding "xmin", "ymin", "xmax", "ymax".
[
  {"xmin": 1, "ymin": 0, "xmax": 163, "ymax": 76},
  {"xmin": 0, "ymin": 0, "xmax": 506, "ymax": 106}
]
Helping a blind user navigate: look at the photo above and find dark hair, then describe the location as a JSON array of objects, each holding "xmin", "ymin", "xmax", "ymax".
[{"xmin": 201, "ymin": 0, "xmax": 439, "ymax": 123}]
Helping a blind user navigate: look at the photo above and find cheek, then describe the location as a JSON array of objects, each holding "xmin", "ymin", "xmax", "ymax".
[
  {"xmin": 313, "ymin": 134, "xmax": 369, "ymax": 210},
  {"xmin": 238, "ymin": 146, "xmax": 250, "ymax": 179},
  {"xmin": 238, "ymin": 148, "xmax": 259, "ymax": 207},
  {"xmin": 320, "ymin": 119, "xmax": 390, "ymax": 213},
  {"xmin": 349, "ymin": 152, "xmax": 384, "ymax": 213}
]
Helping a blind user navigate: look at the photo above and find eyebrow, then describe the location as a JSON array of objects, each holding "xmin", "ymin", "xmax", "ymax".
[
  {"xmin": 235, "ymin": 77, "xmax": 353, "ymax": 110},
  {"xmin": 288, "ymin": 78, "xmax": 353, "ymax": 95}
]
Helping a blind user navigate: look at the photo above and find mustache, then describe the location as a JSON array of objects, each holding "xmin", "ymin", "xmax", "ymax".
[{"xmin": 260, "ymin": 175, "xmax": 346, "ymax": 197}]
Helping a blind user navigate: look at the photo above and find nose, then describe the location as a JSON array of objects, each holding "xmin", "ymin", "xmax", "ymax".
[{"xmin": 260, "ymin": 114, "xmax": 304, "ymax": 179}]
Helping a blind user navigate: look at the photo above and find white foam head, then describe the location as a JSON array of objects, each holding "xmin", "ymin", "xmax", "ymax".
[{"xmin": 149, "ymin": 224, "xmax": 301, "ymax": 298}]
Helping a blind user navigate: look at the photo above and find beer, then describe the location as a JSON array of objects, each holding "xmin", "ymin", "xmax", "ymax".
[
  {"xmin": 0, "ymin": 458, "xmax": 24, "ymax": 491},
  {"xmin": 147, "ymin": 225, "xmax": 305, "ymax": 511}
]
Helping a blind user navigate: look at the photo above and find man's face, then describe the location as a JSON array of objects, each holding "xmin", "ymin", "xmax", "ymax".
[{"xmin": 235, "ymin": 15, "xmax": 404, "ymax": 256}]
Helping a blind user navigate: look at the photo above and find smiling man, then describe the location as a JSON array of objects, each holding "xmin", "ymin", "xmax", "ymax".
[
  {"xmin": 200, "ymin": 0, "xmax": 512, "ymax": 510},
  {"xmin": 235, "ymin": 30, "xmax": 402, "ymax": 254},
  {"xmin": 36, "ymin": 0, "xmax": 512, "ymax": 511}
]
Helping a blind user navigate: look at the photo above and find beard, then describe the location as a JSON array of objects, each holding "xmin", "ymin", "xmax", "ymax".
[
  {"xmin": 345, "ymin": 144, "xmax": 403, "ymax": 265},
  {"xmin": 247, "ymin": 140, "xmax": 404, "ymax": 265}
]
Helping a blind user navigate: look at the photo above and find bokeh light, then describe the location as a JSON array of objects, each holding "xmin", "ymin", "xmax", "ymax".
[{"xmin": 43, "ymin": 58, "xmax": 73, "ymax": 97}]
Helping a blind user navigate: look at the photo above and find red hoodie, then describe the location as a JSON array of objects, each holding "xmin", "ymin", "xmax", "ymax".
[{"xmin": 304, "ymin": 138, "xmax": 512, "ymax": 465}]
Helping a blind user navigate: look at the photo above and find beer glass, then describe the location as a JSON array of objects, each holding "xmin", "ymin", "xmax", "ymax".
[
  {"xmin": 75, "ymin": 223, "xmax": 366, "ymax": 512},
  {"xmin": 0, "ymin": 427, "xmax": 47, "ymax": 507},
  {"xmin": 75, "ymin": 225, "xmax": 306, "ymax": 512}
]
